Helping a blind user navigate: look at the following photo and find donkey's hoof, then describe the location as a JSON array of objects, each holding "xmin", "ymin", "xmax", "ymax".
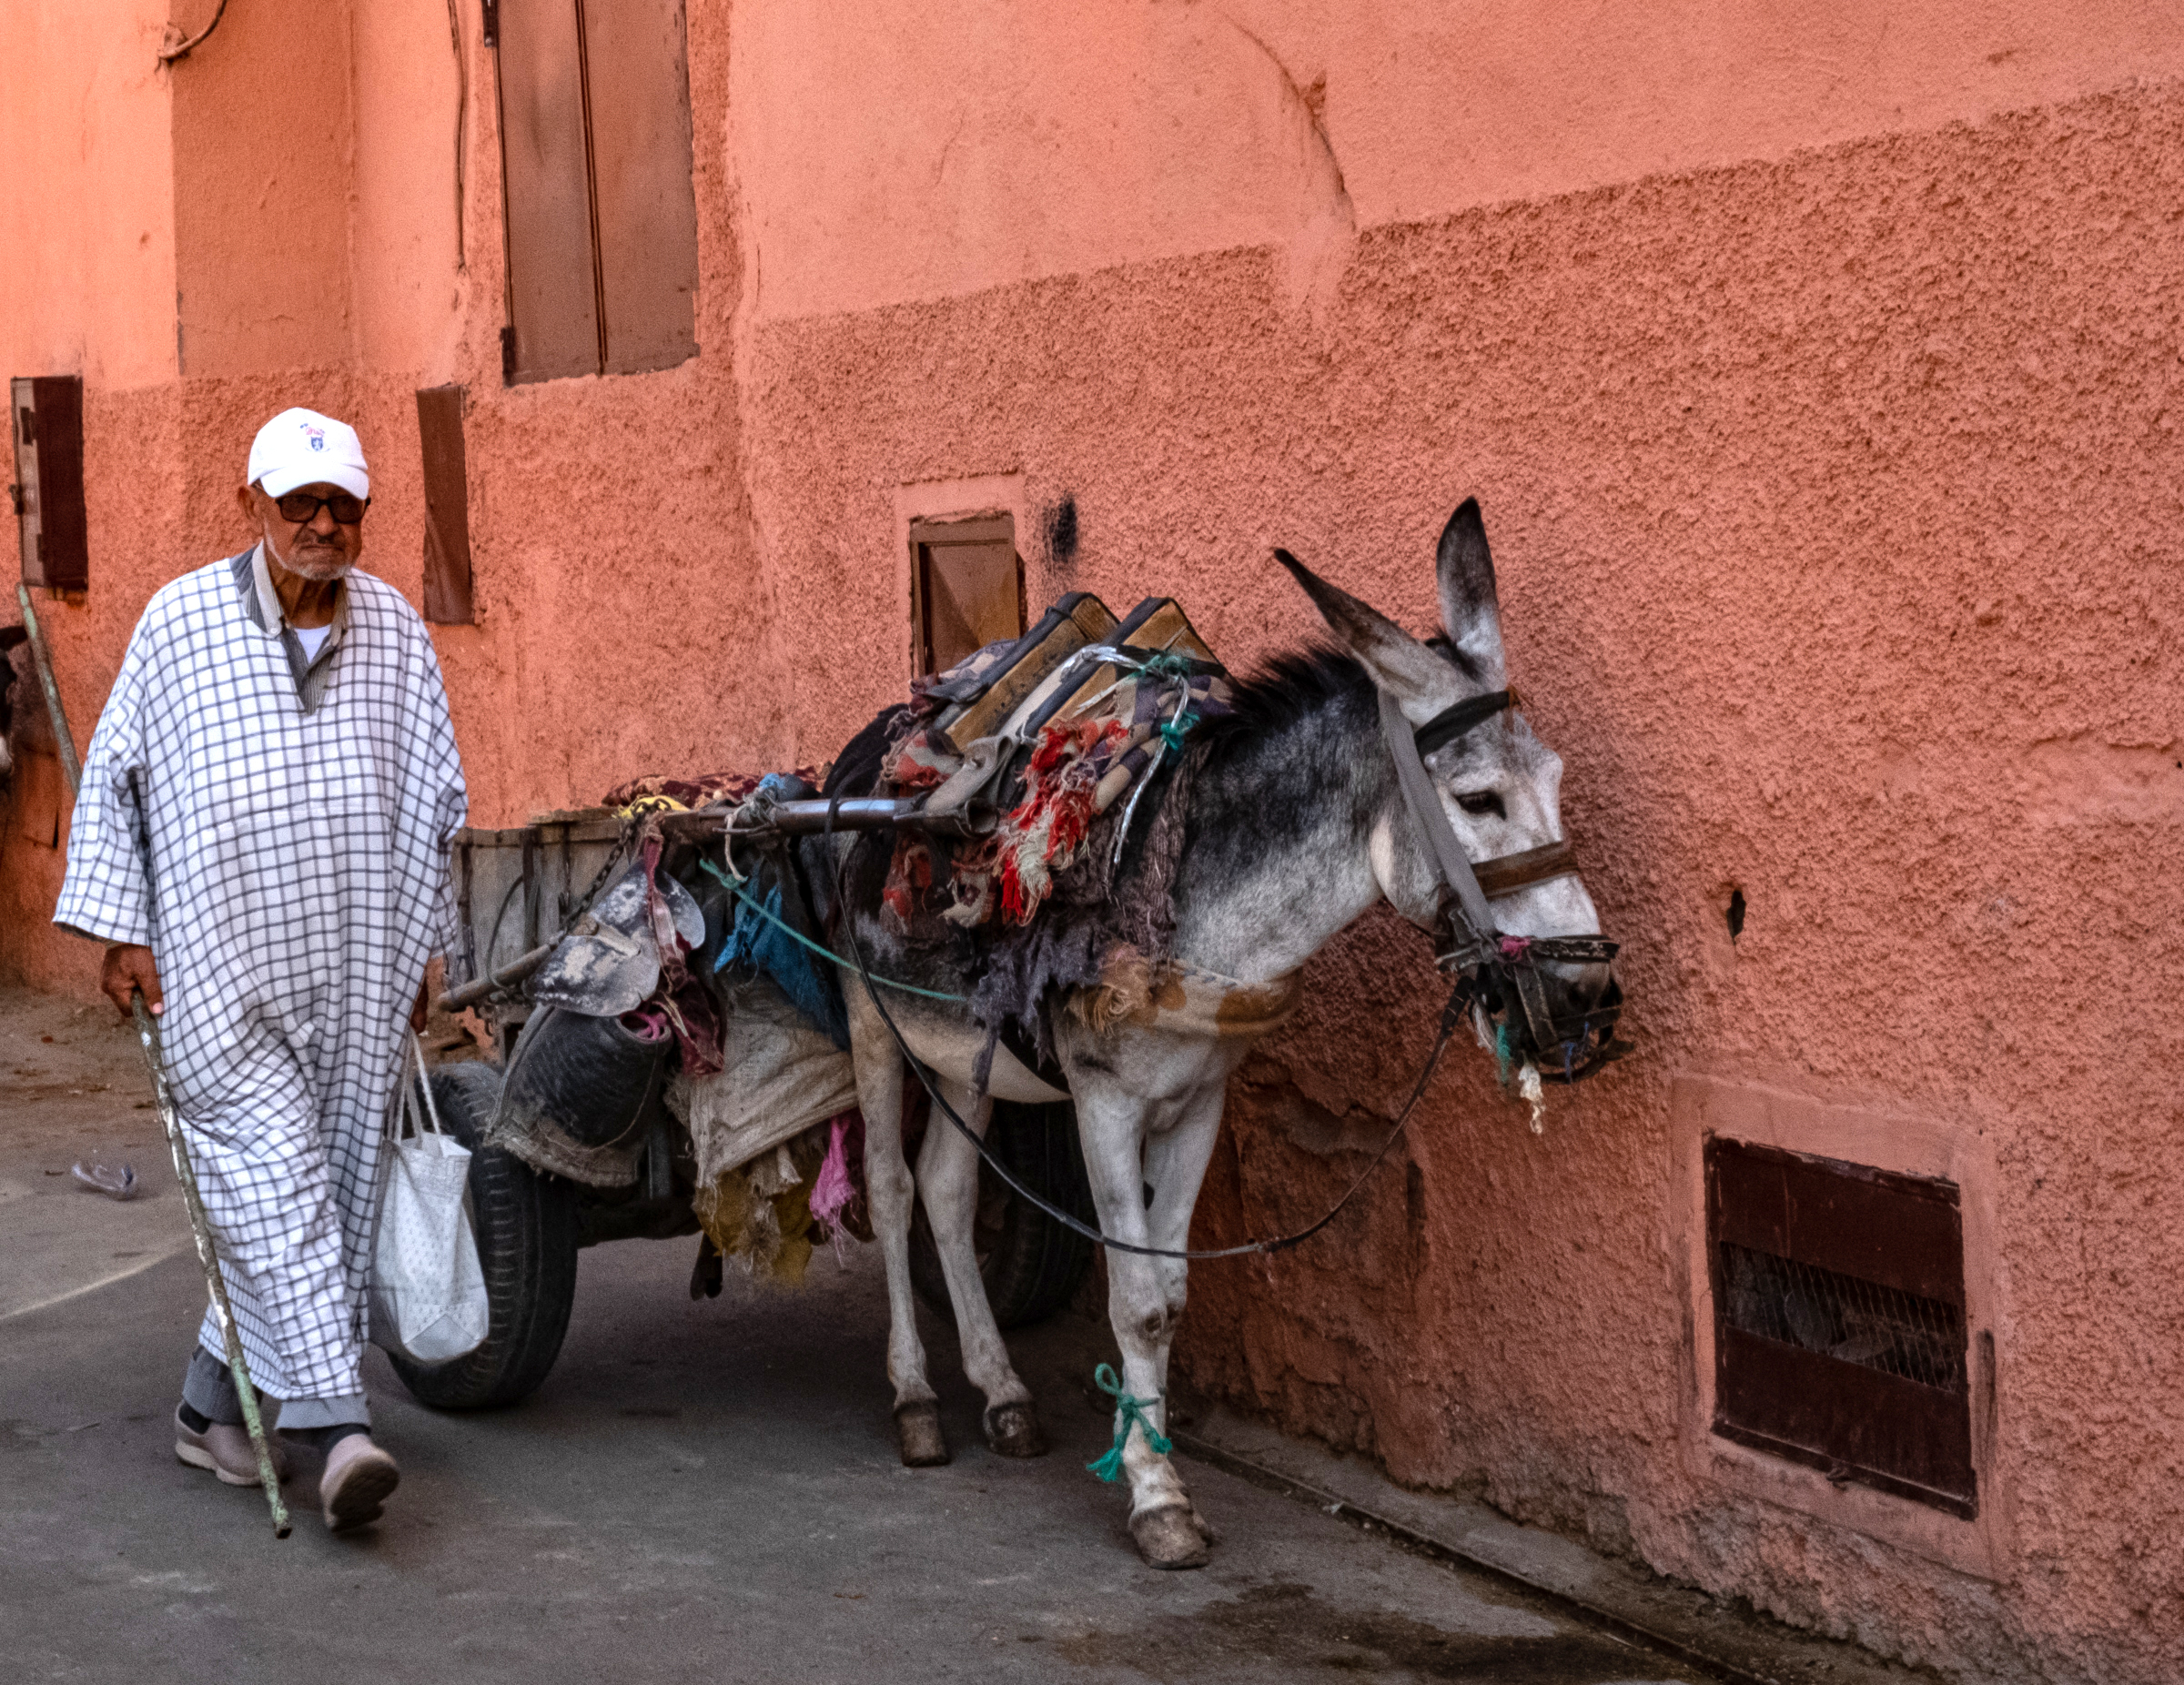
[
  {"xmin": 1188, "ymin": 1502, "xmax": 1220, "ymax": 1546},
  {"xmin": 895, "ymin": 1401, "xmax": 950, "ymax": 1468},
  {"xmin": 983, "ymin": 1401, "xmax": 1046, "ymax": 1458},
  {"xmin": 1130, "ymin": 1503, "xmax": 1213, "ymax": 1569}
]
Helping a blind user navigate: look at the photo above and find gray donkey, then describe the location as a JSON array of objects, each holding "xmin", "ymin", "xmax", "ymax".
[{"xmin": 834, "ymin": 499, "xmax": 1617, "ymax": 1568}]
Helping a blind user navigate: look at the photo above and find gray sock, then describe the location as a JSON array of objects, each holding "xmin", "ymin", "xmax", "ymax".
[{"xmin": 284, "ymin": 1423, "xmax": 369, "ymax": 1453}]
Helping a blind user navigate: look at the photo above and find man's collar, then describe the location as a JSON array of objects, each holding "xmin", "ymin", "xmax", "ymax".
[{"xmin": 247, "ymin": 540, "xmax": 285, "ymax": 633}]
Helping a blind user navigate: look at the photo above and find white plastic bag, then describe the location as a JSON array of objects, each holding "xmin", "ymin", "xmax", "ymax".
[{"xmin": 369, "ymin": 1034, "xmax": 490, "ymax": 1364}]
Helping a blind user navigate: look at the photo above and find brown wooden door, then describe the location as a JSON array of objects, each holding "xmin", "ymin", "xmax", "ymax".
[{"xmin": 911, "ymin": 515, "xmax": 1022, "ymax": 675}]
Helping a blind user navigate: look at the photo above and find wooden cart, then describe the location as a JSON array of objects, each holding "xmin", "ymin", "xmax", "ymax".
[{"xmin": 394, "ymin": 808, "xmax": 1096, "ymax": 1413}]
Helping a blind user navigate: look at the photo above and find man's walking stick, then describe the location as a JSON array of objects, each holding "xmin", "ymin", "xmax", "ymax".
[
  {"xmin": 17, "ymin": 585, "xmax": 289, "ymax": 1536},
  {"xmin": 132, "ymin": 993, "xmax": 289, "ymax": 1535}
]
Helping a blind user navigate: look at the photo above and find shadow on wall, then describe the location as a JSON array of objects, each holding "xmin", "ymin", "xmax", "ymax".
[{"xmin": 0, "ymin": 626, "xmax": 26, "ymax": 785}]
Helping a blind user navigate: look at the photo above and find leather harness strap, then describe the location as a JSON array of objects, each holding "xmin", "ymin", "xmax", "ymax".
[
  {"xmin": 1380, "ymin": 686, "xmax": 1624, "ymax": 1083},
  {"xmin": 1380, "ymin": 689, "xmax": 1501, "ymax": 962},
  {"xmin": 1412, "ymin": 688, "xmax": 1514, "ymax": 758},
  {"xmin": 1474, "ymin": 838, "xmax": 1577, "ymax": 898}
]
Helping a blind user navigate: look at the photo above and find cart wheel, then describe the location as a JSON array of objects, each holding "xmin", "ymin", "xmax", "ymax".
[
  {"xmin": 386, "ymin": 1062, "xmax": 581, "ymax": 1411},
  {"xmin": 910, "ymin": 1100, "xmax": 1096, "ymax": 1330}
]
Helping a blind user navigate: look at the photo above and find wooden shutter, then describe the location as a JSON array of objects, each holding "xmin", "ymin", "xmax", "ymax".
[
  {"xmin": 495, "ymin": 0, "xmax": 600, "ymax": 383},
  {"xmin": 911, "ymin": 516, "xmax": 1023, "ymax": 676},
  {"xmin": 584, "ymin": 0, "xmax": 699, "ymax": 375},
  {"xmin": 9, "ymin": 377, "xmax": 88, "ymax": 591},
  {"xmin": 492, "ymin": 0, "xmax": 698, "ymax": 383},
  {"xmin": 417, "ymin": 385, "xmax": 476, "ymax": 624}
]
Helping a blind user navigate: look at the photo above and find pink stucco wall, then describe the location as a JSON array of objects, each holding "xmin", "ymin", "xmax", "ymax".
[
  {"xmin": 730, "ymin": 66, "xmax": 2184, "ymax": 1684},
  {"xmin": 5, "ymin": 5, "xmax": 2179, "ymax": 1679}
]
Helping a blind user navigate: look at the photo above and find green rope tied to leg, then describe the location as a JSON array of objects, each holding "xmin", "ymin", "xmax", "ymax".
[{"xmin": 1085, "ymin": 1362, "xmax": 1172, "ymax": 1483}]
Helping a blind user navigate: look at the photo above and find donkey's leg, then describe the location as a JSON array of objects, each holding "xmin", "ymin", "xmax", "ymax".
[
  {"xmin": 846, "ymin": 988, "xmax": 946, "ymax": 1467},
  {"xmin": 915, "ymin": 1077, "xmax": 1044, "ymax": 1457},
  {"xmin": 1071, "ymin": 1075, "xmax": 1228, "ymax": 1568},
  {"xmin": 1138, "ymin": 1087, "xmax": 1230, "ymax": 1548}
]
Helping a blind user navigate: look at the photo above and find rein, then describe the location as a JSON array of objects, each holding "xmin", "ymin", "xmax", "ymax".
[
  {"xmin": 820, "ymin": 675, "xmax": 1620, "ymax": 1265},
  {"xmin": 828, "ymin": 799, "xmax": 1471, "ymax": 1262}
]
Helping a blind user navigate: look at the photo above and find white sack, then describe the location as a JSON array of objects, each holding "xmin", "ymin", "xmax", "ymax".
[
  {"xmin": 369, "ymin": 1039, "xmax": 490, "ymax": 1364},
  {"xmin": 670, "ymin": 978, "xmax": 860, "ymax": 1185}
]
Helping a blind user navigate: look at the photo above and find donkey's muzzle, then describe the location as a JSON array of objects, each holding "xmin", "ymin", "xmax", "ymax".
[{"xmin": 1436, "ymin": 929, "xmax": 1630, "ymax": 1084}]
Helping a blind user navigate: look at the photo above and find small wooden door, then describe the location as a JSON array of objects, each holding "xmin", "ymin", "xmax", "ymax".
[{"xmin": 911, "ymin": 514, "xmax": 1022, "ymax": 676}]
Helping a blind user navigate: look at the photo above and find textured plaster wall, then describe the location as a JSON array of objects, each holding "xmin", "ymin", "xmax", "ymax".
[
  {"xmin": 0, "ymin": 0, "xmax": 177, "ymax": 390},
  {"xmin": 728, "ymin": 46, "xmax": 2184, "ymax": 1685},
  {"xmin": 1, "ymin": 0, "xmax": 777, "ymax": 989},
  {"xmin": 350, "ymin": 0, "xmax": 469, "ymax": 376},
  {"xmin": 730, "ymin": 0, "xmax": 2184, "ymax": 321},
  {"xmin": 168, "ymin": 0, "xmax": 357, "ymax": 376}
]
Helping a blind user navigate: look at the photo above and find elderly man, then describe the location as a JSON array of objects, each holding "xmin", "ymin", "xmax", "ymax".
[{"xmin": 56, "ymin": 408, "xmax": 467, "ymax": 1533}]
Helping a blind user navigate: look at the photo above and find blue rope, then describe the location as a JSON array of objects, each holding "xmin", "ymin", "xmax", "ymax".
[
  {"xmin": 1085, "ymin": 1362, "xmax": 1172, "ymax": 1483},
  {"xmin": 698, "ymin": 856, "xmax": 969, "ymax": 1004}
]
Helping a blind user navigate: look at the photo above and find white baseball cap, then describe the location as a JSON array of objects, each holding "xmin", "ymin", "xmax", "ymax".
[{"xmin": 247, "ymin": 407, "xmax": 369, "ymax": 501}]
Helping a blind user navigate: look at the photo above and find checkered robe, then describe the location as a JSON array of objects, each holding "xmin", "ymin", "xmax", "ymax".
[{"xmin": 55, "ymin": 550, "xmax": 467, "ymax": 1404}]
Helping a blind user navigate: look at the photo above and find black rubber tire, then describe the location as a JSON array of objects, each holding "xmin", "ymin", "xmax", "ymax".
[
  {"xmin": 385, "ymin": 1062, "xmax": 582, "ymax": 1411},
  {"xmin": 910, "ymin": 1100, "xmax": 1097, "ymax": 1329}
]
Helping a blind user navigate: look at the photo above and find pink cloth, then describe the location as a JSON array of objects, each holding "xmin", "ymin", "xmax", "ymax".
[{"xmin": 810, "ymin": 1112, "xmax": 861, "ymax": 1237}]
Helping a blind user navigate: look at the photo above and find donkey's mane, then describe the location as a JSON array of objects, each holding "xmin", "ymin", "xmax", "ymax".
[
  {"xmin": 1194, "ymin": 644, "xmax": 1371, "ymax": 767},
  {"xmin": 1195, "ymin": 632, "xmax": 1464, "ymax": 768},
  {"xmin": 1180, "ymin": 631, "xmax": 1469, "ymax": 879}
]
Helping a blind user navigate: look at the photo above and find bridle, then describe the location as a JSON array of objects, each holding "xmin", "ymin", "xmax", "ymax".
[{"xmin": 1380, "ymin": 687, "xmax": 1624, "ymax": 1083}]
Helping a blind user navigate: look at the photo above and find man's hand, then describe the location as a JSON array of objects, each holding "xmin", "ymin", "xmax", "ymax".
[
  {"xmin": 102, "ymin": 943, "xmax": 164, "ymax": 1019},
  {"xmin": 410, "ymin": 971, "xmax": 434, "ymax": 1034}
]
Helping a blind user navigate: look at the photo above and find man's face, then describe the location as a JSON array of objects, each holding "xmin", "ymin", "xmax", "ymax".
[{"xmin": 239, "ymin": 480, "xmax": 367, "ymax": 581}]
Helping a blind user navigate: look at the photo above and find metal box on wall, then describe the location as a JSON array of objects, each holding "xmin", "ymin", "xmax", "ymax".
[{"xmin": 8, "ymin": 376, "xmax": 88, "ymax": 592}]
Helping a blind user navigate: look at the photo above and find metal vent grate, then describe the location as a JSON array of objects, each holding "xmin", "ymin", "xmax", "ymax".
[
  {"xmin": 1719, "ymin": 1242, "xmax": 1967, "ymax": 1394},
  {"xmin": 1706, "ymin": 1135, "xmax": 1977, "ymax": 1517}
]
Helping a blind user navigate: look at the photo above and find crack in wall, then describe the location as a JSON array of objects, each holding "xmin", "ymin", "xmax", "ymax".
[{"xmin": 1220, "ymin": 12, "xmax": 1357, "ymax": 322}]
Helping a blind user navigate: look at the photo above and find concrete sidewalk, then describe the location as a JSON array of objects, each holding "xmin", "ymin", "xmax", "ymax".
[
  {"xmin": 0, "ymin": 985, "xmax": 1902, "ymax": 1684},
  {"xmin": 0, "ymin": 987, "xmax": 191, "ymax": 1324}
]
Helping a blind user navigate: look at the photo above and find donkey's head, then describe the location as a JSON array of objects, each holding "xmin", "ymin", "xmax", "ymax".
[{"xmin": 1276, "ymin": 499, "xmax": 1621, "ymax": 1076}]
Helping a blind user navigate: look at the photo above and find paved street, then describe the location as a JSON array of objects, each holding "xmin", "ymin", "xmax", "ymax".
[{"xmin": 2, "ymin": 986, "xmax": 1704, "ymax": 1684}]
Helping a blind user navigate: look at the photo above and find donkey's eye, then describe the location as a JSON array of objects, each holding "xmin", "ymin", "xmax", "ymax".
[{"xmin": 1455, "ymin": 792, "xmax": 1505, "ymax": 819}]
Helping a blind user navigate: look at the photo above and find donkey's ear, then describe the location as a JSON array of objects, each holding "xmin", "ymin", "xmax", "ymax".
[
  {"xmin": 1435, "ymin": 499, "xmax": 1506, "ymax": 688},
  {"xmin": 1274, "ymin": 548, "xmax": 1459, "ymax": 712}
]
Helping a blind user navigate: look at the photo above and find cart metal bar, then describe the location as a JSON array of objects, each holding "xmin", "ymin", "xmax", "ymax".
[
  {"xmin": 435, "ymin": 940, "xmax": 557, "ymax": 1014},
  {"xmin": 656, "ymin": 796, "xmax": 973, "ymax": 842}
]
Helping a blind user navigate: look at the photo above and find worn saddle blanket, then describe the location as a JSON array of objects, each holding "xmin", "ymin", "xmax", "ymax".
[
  {"xmin": 832, "ymin": 593, "xmax": 1245, "ymax": 1085},
  {"xmin": 879, "ymin": 593, "xmax": 1233, "ymax": 930}
]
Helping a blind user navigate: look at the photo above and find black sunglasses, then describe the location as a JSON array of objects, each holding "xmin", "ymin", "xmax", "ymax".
[{"xmin": 273, "ymin": 489, "xmax": 369, "ymax": 525}]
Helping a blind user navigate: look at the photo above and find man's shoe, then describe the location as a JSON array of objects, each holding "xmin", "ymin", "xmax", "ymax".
[
  {"xmin": 174, "ymin": 1407, "xmax": 288, "ymax": 1488},
  {"xmin": 319, "ymin": 1434, "xmax": 399, "ymax": 1532}
]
